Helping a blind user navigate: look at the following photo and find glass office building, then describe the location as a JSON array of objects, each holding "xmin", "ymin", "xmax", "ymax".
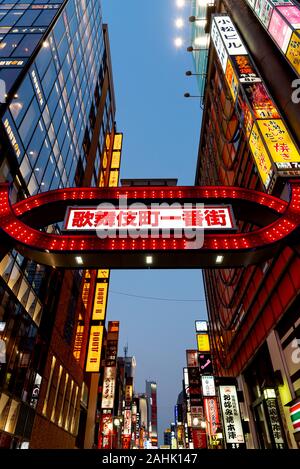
[{"xmin": 0, "ymin": 0, "xmax": 118, "ymax": 448}]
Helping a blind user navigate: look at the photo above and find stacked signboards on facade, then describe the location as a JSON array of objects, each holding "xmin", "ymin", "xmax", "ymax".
[
  {"xmin": 98, "ymin": 321, "xmax": 120, "ymax": 449},
  {"xmin": 184, "ymin": 350, "xmax": 207, "ymax": 449},
  {"xmin": 80, "ymin": 133, "xmax": 122, "ymax": 374},
  {"xmin": 211, "ymin": 14, "xmax": 300, "ymax": 192},
  {"xmin": 195, "ymin": 321, "xmax": 221, "ymax": 446},
  {"xmin": 245, "ymin": 0, "xmax": 300, "ymax": 76},
  {"xmin": 122, "ymin": 377, "xmax": 133, "ymax": 449}
]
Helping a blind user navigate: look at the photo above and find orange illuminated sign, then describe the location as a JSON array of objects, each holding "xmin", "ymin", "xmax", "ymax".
[{"xmin": 225, "ymin": 59, "xmax": 239, "ymax": 101}]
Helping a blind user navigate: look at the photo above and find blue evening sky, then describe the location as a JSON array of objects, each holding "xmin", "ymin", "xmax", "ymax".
[{"xmin": 102, "ymin": 0, "xmax": 207, "ymax": 443}]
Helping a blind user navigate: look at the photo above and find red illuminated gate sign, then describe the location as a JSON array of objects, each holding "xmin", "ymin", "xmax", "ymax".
[
  {"xmin": 64, "ymin": 206, "xmax": 235, "ymax": 231},
  {"xmin": 0, "ymin": 181, "xmax": 300, "ymax": 269}
]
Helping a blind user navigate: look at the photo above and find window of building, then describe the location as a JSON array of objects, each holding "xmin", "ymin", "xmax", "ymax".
[
  {"xmin": 26, "ymin": 118, "xmax": 45, "ymax": 163},
  {"xmin": 42, "ymin": 61, "xmax": 56, "ymax": 98},
  {"xmin": 15, "ymin": 9, "xmax": 41, "ymax": 27},
  {"xmin": 42, "ymin": 355, "xmax": 56, "ymax": 416},
  {"xmin": 12, "ymin": 33, "xmax": 42, "ymax": 57},
  {"xmin": 0, "ymin": 11, "xmax": 24, "ymax": 27},
  {"xmin": 34, "ymin": 41, "xmax": 52, "ymax": 80},
  {"xmin": 64, "ymin": 379, "xmax": 74, "ymax": 432},
  {"xmin": 50, "ymin": 365, "xmax": 62, "ymax": 423},
  {"xmin": 33, "ymin": 9, "xmax": 57, "ymax": 27},
  {"xmin": 18, "ymin": 97, "xmax": 39, "ymax": 148},
  {"xmin": 0, "ymin": 33, "xmax": 23, "ymax": 56}
]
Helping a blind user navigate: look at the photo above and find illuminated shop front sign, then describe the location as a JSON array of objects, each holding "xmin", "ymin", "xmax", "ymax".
[
  {"xmin": 201, "ymin": 376, "xmax": 216, "ymax": 397},
  {"xmin": 85, "ymin": 325, "xmax": 104, "ymax": 372},
  {"xmin": 195, "ymin": 320, "xmax": 208, "ymax": 333},
  {"xmin": 212, "ymin": 16, "xmax": 247, "ymax": 72},
  {"xmin": 265, "ymin": 398, "xmax": 285, "ymax": 448},
  {"xmin": 219, "ymin": 385, "xmax": 245, "ymax": 447},
  {"xmin": 186, "ymin": 350, "xmax": 199, "ymax": 368},
  {"xmin": 199, "ymin": 353, "xmax": 213, "ymax": 374},
  {"xmin": 123, "ymin": 410, "xmax": 132, "ymax": 436},
  {"xmin": 101, "ymin": 366, "xmax": 117, "ymax": 409},
  {"xmin": 204, "ymin": 397, "xmax": 220, "ymax": 436},
  {"xmin": 64, "ymin": 206, "xmax": 235, "ymax": 231},
  {"xmin": 290, "ymin": 401, "xmax": 300, "ymax": 432},
  {"xmin": 92, "ymin": 282, "xmax": 108, "ymax": 320},
  {"xmin": 98, "ymin": 414, "xmax": 113, "ymax": 449},
  {"xmin": 211, "ymin": 14, "xmax": 300, "ymax": 191},
  {"xmin": 197, "ymin": 333, "xmax": 210, "ymax": 352}
]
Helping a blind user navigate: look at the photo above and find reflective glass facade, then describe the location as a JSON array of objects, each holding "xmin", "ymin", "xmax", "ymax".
[{"xmin": 0, "ymin": 0, "xmax": 117, "ymax": 448}]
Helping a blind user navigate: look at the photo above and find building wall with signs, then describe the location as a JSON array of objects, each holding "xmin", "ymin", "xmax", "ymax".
[
  {"xmin": 0, "ymin": 0, "xmax": 119, "ymax": 449},
  {"xmin": 196, "ymin": 0, "xmax": 300, "ymax": 449}
]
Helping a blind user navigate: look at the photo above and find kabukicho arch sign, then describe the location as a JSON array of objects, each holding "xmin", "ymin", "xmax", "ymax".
[{"xmin": 0, "ymin": 180, "xmax": 300, "ymax": 269}]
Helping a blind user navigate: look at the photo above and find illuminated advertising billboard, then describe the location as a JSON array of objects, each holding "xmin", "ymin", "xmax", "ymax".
[
  {"xmin": 212, "ymin": 13, "xmax": 300, "ymax": 191},
  {"xmin": 186, "ymin": 350, "xmax": 198, "ymax": 368},
  {"xmin": 188, "ymin": 367, "xmax": 201, "ymax": 396},
  {"xmin": 85, "ymin": 325, "xmax": 104, "ymax": 372},
  {"xmin": 201, "ymin": 376, "xmax": 216, "ymax": 397},
  {"xmin": 123, "ymin": 409, "xmax": 132, "ymax": 436},
  {"xmin": 219, "ymin": 385, "xmax": 245, "ymax": 446},
  {"xmin": 191, "ymin": 429, "xmax": 207, "ymax": 449},
  {"xmin": 125, "ymin": 378, "xmax": 133, "ymax": 408},
  {"xmin": 204, "ymin": 398, "xmax": 220, "ymax": 436},
  {"xmin": 195, "ymin": 320, "xmax": 208, "ymax": 333},
  {"xmin": 246, "ymin": 0, "xmax": 300, "ymax": 77},
  {"xmin": 197, "ymin": 333, "xmax": 210, "ymax": 352},
  {"xmin": 101, "ymin": 367, "xmax": 117, "ymax": 409},
  {"xmin": 199, "ymin": 353, "xmax": 213, "ymax": 374},
  {"xmin": 269, "ymin": 8, "xmax": 293, "ymax": 52},
  {"xmin": 92, "ymin": 282, "xmax": 108, "ymax": 320},
  {"xmin": 98, "ymin": 414, "xmax": 113, "ymax": 449}
]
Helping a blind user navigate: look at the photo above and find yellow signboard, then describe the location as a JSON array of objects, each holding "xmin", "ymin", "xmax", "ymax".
[
  {"xmin": 109, "ymin": 170, "xmax": 119, "ymax": 187},
  {"xmin": 249, "ymin": 123, "xmax": 273, "ymax": 188},
  {"xmin": 113, "ymin": 133, "xmax": 123, "ymax": 150},
  {"xmin": 111, "ymin": 151, "xmax": 121, "ymax": 169},
  {"xmin": 257, "ymin": 119, "xmax": 300, "ymax": 165},
  {"xmin": 86, "ymin": 325, "xmax": 104, "ymax": 372},
  {"xmin": 97, "ymin": 269, "xmax": 109, "ymax": 278},
  {"xmin": 197, "ymin": 333, "xmax": 210, "ymax": 352},
  {"xmin": 92, "ymin": 283, "xmax": 108, "ymax": 320},
  {"xmin": 286, "ymin": 30, "xmax": 300, "ymax": 75}
]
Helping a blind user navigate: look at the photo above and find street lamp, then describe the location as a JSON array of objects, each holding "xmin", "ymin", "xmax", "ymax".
[
  {"xmin": 189, "ymin": 16, "xmax": 207, "ymax": 24},
  {"xmin": 186, "ymin": 71, "xmax": 207, "ymax": 77},
  {"xmin": 187, "ymin": 46, "xmax": 206, "ymax": 52},
  {"xmin": 184, "ymin": 93, "xmax": 203, "ymax": 98}
]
